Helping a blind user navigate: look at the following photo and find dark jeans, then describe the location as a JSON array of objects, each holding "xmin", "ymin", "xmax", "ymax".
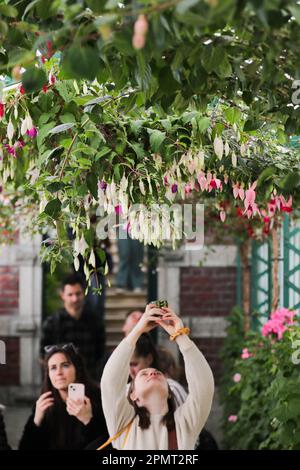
[{"xmin": 116, "ymin": 236, "xmax": 144, "ymax": 290}]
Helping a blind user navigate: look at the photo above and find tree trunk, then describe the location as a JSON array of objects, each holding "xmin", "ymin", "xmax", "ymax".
[
  {"xmin": 240, "ymin": 239, "xmax": 251, "ymax": 333},
  {"xmin": 271, "ymin": 226, "xmax": 279, "ymax": 312}
]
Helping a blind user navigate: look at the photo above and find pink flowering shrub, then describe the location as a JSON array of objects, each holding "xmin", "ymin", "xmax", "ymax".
[{"xmin": 261, "ymin": 307, "xmax": 296, "ymax": 340}]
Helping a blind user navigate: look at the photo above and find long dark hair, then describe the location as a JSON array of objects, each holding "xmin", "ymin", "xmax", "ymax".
[
  {"xmin": 41, "ymin": 345, "xmax": 99, "ymax": 449},
  {"xmin": 127, "ymin": 376, "xmax": 176, "ymax": 431}
]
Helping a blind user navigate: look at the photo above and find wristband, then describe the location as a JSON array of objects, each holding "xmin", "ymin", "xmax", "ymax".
[{"xmin": 169, "ymin": 326, "xmax": 190, "ymax": 342}]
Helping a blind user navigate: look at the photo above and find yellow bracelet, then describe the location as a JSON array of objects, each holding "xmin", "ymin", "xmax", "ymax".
[{"xmin": 170, "ymin": 327, "xmax": 190, "ymax": 342}]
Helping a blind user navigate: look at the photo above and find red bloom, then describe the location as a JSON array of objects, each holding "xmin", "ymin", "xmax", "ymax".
[
  {"xmin": 20, "ymin": 86, "xmax": 25, "ymax": 95},
  {"xmin": 236, "ymin": 207, "xmax": 244, "ymax": 217},
  {"xmin": 42, "ymin": 85, "xmax": 48, "ymax": 93},
  {"xmin": 0, "ymin": 103, "xmax": 4, "ymax": 119}
]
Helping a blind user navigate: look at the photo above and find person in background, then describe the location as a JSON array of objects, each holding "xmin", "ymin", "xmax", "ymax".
[
  {"xmin": 40, "ymin": 273, "xmax": 106, "ymax": 381},
  {"xmin": 19, "ymin": 344, "xmax": 108, "ymax": 450},
  {"xmin": 0, "ymin": 405, "xmax": 11, "ymax": 450},
  {"xmin": 122, "ymin": 309, "xmax": 143, "ymax": 337},
  {"xmin": 116, "ymin": 225, "xmax": 144, "ymax": 293}
]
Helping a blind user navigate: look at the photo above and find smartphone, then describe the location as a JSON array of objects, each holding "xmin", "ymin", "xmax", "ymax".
[
  {"xmin": 68, "ymin": 383, "xmax": 85, "ymax": 402},
  {"xmin": 151, "ymin": 300, "xmax": 168, "ymax": 308}
]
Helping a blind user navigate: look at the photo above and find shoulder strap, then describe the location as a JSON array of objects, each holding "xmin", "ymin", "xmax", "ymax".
[
  {"xmin": 97, "ymin": 418, "xmax": 134, "ymax": 450},
  {"xmin": 168, "ymin": 426, "xmax": 178, "ymax": 450}
]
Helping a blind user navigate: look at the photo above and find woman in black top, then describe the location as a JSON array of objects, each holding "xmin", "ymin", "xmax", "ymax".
[
  {"xmin": 0, "ymin": 406, "xmax": 10, "ymax": 450},
  {"xmin": 19, "ymin": 344, "xmax": 108, "ymax": 450}
]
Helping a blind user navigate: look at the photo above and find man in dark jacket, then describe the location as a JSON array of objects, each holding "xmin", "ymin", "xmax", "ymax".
[
  {"xmin": 40, "ymin": 273, "xmax": 106, "ymax": 381},
  {"xmin": 0, "ymin": 406, "xmax": 11, "ymax": 450}
]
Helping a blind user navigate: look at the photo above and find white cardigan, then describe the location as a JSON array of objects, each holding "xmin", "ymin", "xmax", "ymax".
[{"xmin": 100, "ymin": 335, "xmax": 214, "ymax": 450}]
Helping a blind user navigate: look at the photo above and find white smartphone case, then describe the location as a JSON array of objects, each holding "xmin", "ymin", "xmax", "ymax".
[{"xmin": 68, "ymin": 383, "xmax": 85, "ymax": 401}]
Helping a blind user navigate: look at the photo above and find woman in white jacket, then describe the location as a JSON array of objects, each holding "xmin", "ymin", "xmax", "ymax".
[{"xmin": 100, "ymin": 303, "xmax": 214, "ymax": 450}]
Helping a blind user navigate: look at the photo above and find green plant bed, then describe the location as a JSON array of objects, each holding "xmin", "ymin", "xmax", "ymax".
[{"xmin": 220, "ymin": 306, "xmax": 300, "ymax": 450}]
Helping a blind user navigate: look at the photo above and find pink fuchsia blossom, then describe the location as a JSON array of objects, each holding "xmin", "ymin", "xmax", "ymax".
[
  {"xmin": 4, "ymin": 144, "xmax": 17, "ymax": 157},
  {"xmin": 184, "ymin": 183, "xmax": 193, "ymax": 194},
  {"xmin": 243, "ymin": 181, "xmax": 260, "ymax": 218},
  {"xmin": 209, "ymin": 176, "xmax": 222, "ymax": 192},
  {"xmin": 197, "ymin": 171, "xmax": 208, "ymax": 192},
  {"xmin": 233, "ymin": 373, "xmax": 241, "ymax": 383},
  {"xmin": 228, "ymin": 415, "xmax": 238, "ymax": 423},
  {"xmin": 26, "ymin": 127, "xmax": 38, "ymax": 138},
  {"xmin": 220, "ymin": 210, "xmax": 226, "ymax": 223},
  {"xmin": 232, "ymin": 182, "xmax": 245, "ymax": 200},
  {"xmin": 241, "ymin": 348, "xmax": 252, "ymax": 359},
  {"xmin": 0, "ymin": 103, "xmax": 4, "ymax": 119},
  {"xmin": 279, "ymin": 195, "xmax": 293, "ymax": 213},
  {"xmin": 114, "ymin": 205, "xmax": 122, "ymax": 215}
]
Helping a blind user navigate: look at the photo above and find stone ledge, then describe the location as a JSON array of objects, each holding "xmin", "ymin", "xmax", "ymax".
[{"xmin": 0, "ymin": 316, "xmax": 38, "ymax": 336}]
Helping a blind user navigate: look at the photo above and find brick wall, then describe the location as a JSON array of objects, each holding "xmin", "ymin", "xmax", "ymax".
[
  {"xmin": 0, "ymin": 266, "xmax": 19, "ymax": 316},
  {"xmin": 0, "ymin": 337, "xmax": 20, "ymax": 385},
  {"xmin": 180, "ymin": 266, "xmax": 236, "ymax": 383},
  {"xmin": 180, "ymin": 267, "xmax": 236, "ymax": 317}
]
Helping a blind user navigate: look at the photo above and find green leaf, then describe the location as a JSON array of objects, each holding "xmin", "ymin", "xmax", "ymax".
[
  {"xmin": 22, "ymin": 67, "xmax": 48, "ymax": 93},
  {"xmin": 244, "ymin": 120, "xmax": 262, "ymax": 132},
  {"xmin": 84, "ymin": 95, "xmax": 112, "ymax": 106},
  {"xmin": 44, "ymin": 199, "xmax": 62, "ymax": 219},
  {"xmin": 95, "ymin": 147, "xmax": 111, "ymax": 161},
  {"xmin": 278, "ymin": 173, "xmax": 300, "ymax": 191},
  {"xmin": 224, "ymin": 108, "xmax": 242, "ymax": 125},
  {"xmin": 49, "ymin": 123, "xmax": 76, "ymax": 135},
  {"xmin": 257, "ymin": 167, "xmax": 276, "ymax": 186},
  {"xmin": 0, "ymin": 3, "xmax": 18, "ymax": 17},
  {"xmin": 197, "ymin": 117, "xmax": 211, "ymax": 133},
  {"xmin": 87, "ymin": 173, "xmax": 98, "ymax": 199},
  {"xmin": 60, "ymin": 113, "xmax": 76, "ymax": 124},
  {"xmin": 148, "ymin": 129, "xmax": 166, "ymax": 152},
  {"xmin": 62, "ymin": 46, "xmax": 101, "ymax": 80},
  {"xmin": 7, "ymin": 48, "xmax": 35, "ymax": 68},
  {"xmin": 176, "ymin": 0, "xmax": 199, "ymax": 15},
  {"xmin": 46, "ymin": 182, "xmax": 65, "ymax": 193}
]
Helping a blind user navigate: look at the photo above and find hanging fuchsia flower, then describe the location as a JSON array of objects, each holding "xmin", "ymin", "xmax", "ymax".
[
  {"xmin": 243, "ymin": 181, "xmax": 260, "ymax": 218},
  {"xmin": 185, "ymin": 183, "xmax": 192, "ymax": 194},
  {"xmin": 26, "ymin": 127, "xmax": 38, "ymax": 138},
  {"xmin": 171, "ymin": 183, "xmax": 178, "ymax": 194},
  {"xmin": 115, "ymin": 205, "xmax": 122, "ymax": 215},
  {"xmin": 279, "ymin": 195, "xmax": 293, "ymax": 213},
  {"xmin": 163, "ymin": 175, "xmax": 169, "ymax": 186},
  {"xmin": 220, "ymin": 210, "xmax": 226, "ymax": 223},
  {"xmin": 209, "ymin": 176, "xmax": 222, "ymax": 192},
  {"xmin": 16, "ymin": 139, "xmax": 25, "ymax": 148},
  {"xmin": 0, "ymin": 103, "xmax": 4, "ymax": 119},
  {"xmin": 99, "ymin": 180, "xmax": 107, "ymax": 191},
  {"xmin": 4, "ymin": 144, "xmax": 17, "ymax": 157},
  {"xmin": 49, "ymin": 73, "xmax": 56, "ymax": 85},
  {"xmin": 232, "ymin": 182, "xmax": 245, "ymax": 200},
  {"xmin": 19, "ymin": 86, "xmax": 25, "ymax": 95},
  {"xmin": 197, "ymin": 171, "xmax": 208, "ymax": 192}
]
